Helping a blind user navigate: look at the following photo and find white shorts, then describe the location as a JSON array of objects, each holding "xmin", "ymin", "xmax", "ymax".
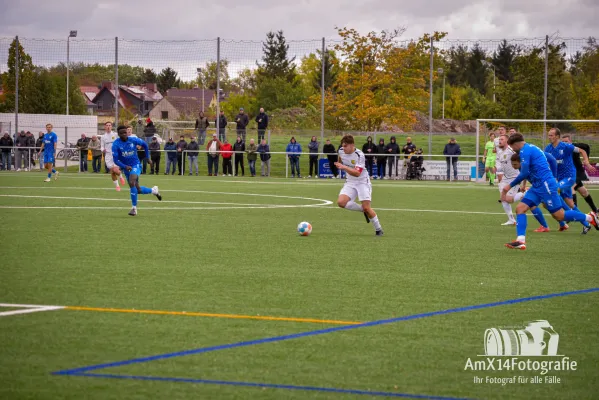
[
  {"xmin": 339, "ymin": 182, "xmax": 372, "ymax": 202},
  {"xmin": 104, "ymin": 153, "xmax": 115, "ymax": 169},
  {"xmin": 499, "ymin": 180, "xmax": 519, "ymax": 198}
]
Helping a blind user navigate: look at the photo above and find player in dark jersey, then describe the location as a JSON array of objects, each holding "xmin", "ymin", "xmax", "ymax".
[{"xmin": 562, "ymin": 134, "xmax": 598, "ymax": 214}]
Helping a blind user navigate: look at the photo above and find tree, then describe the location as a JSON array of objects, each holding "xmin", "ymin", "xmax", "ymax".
[
  {"xmin": 492, "ymin": 40, "xmax": 519, "ymax": 82},
  {"xmin": 1, "ymin": 38, "xmax": 37, "ymax": 113},
  {"xmin": 467, "ymin": 44, "xmax": 488, "ymax": 95},
  {"xmin": 445, "ymin": 45, "xmax": 469, "ymax": 87},
  {"xmin": 313, "ymin": 50, "xmax": 339, "ymax": 91},
  {"xmin": 197, "ymin": 60, "xmax": 231, "ymax": 91},
  {"xmin": 231, "ymin": 67, "xmax": 258, "ymax": 95},
  {"xmin": 157, "ymin": 67, "xmax": 181, "ymax": 93},
  {"xmin": 143, "ymin": 68, "xmax": 157, "ymax": 83},
  {"xmin": 257, "ymin": 30, "xmax": 296, "ymax": 82},
  {"xmin": 255, "ymin": 76, "xmax": 309, "ymax": 111}
]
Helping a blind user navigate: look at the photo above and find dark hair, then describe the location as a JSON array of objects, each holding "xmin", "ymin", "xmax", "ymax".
[
  {"xmin": 104, "ymin": 121, "xmax": 113, "ymax": 126},
  {"xmin": 562, "ymin": 133, "xmax": 571, "ymax": 140},
  {"xmin": 507, "ymin": 133, "xmax": 524, "ymax": 145},
  {"xmin": 511, "ymin": 153, "xmax": 520, "ymax": 162},
  {"xmin": 117, "ymin": 125, "xmax": 127, "ymax": 134},
  {"xmin": 340, "ymin": 134, "xmax": 355, "ymax": 145},
  {"xmin": 549, "ymin": 127, "xmax": 561, "ymax": 137}
]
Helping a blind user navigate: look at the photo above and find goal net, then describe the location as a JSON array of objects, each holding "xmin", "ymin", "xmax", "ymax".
[{"xmin": 475, "ymin": 119, "xmax": 599, "ymax": 184}]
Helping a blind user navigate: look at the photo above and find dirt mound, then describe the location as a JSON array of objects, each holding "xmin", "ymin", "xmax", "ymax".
[{"xmin": 382, "ymin": 111, "xmax": 477, "ymax": 133}]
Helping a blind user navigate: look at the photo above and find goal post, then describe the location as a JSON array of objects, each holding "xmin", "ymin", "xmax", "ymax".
[{"xmin": 475, "ymin": 119, "xmax": 599, "ymax": 184}]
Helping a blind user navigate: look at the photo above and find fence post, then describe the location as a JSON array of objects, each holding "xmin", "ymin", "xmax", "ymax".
[
  {"xmin": 475, "ymin": 120, "xmax": 480, "ymax": 182},
  {"xmin": 114, "ymin": 37, "xmax": 119, "ymax": 125},
  {"xmin": 15, "ymin": 36, "xmax": 19, "ymax": 138},
  {"xmin": 64, "ymin": 126, "xmax": 68, "ymax": 172},
  {"xmin": 428, "ymin": 35, "xmax": 434, "ymax": 160},
  {"xmin": 320, "ymin": 37, "xmax": 325, "ymax": 144},
  {"xmin": 216, "ymin": 37, "xmax": 221, "ymax": 133},
  {"xmin": 542, "ymin": 34, "xmax": 549, "ymax": 148}
]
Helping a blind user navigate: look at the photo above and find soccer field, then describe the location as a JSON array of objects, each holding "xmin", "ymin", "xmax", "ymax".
[{"xmin": 1, "ymin": 172, "xmax": 598, "ymax": 400}]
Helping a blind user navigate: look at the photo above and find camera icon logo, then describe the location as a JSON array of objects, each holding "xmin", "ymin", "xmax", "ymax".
[{"xmin": 484, "ymin": 320, "xmax": 560, "ymax": 356}]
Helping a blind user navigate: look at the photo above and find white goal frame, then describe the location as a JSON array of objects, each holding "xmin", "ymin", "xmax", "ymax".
[{"xmin": 475, "ymin": 119, "xmax": 599, "ymax": 183}]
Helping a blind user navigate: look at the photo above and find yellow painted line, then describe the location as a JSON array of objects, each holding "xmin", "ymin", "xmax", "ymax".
[{"xmin": 64, "ymin": 306, "xmax": 361, "ymax": 325}]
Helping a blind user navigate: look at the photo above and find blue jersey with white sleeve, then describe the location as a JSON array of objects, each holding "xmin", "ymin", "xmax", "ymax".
[
  {"xmin": 544, "ymin": 142, "xmax": 576, "ymax": 181},
  {"xmin": 510, "ymin": 143, "xmax": 555, "ymax": 189},
  {"xmin": 543, "ymin": 152, "xmax": 558, "ymax": 179},
  {"xmin": 112, "ymin": 136, "xmax": 149, "ymax": 169},
  {"xmin": 42, "ymin": 132, "xmax": 57, "ymax": 154}
]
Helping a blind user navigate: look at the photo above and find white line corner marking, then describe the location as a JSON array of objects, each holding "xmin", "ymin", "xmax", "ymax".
[{"xmin": 0, "ymin": 303, "xmax": 65, "ymax": 317}]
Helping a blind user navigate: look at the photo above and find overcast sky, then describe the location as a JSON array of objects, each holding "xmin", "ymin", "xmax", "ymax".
[{"xmin": 1, "ymin": 0, "xmax": 597, "ymax": 41}]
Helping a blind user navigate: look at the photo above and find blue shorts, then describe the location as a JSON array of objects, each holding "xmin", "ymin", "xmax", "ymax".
[
  {"xmin": 43, "ymin": 153, "xmax": 54, "ymax": 164},
  {"xmin": 522, "ymin": 181, "xmax": 563, "ymax": 214},
  {"xmin": 123, "ymin": 164, "xmax": 142, "ymax": 179},
  {"xmin": 557, "ymin": 177, "xmax": 575, "ymax": 199}
]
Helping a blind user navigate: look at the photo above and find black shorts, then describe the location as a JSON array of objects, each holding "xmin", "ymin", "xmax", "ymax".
[{"xmin": 574, "ymin": 172, "xmax": 588, "ymax": 191}]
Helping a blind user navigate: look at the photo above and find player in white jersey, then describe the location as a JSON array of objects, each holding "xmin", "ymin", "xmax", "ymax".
[
  {"xmin": 100, "ymin": 121, "xmax": 126, "ymax": 191},
  {"xmin": 334, "ymin": 134, "xmax": 383, "ymax": 236},
  {"xmin": 495, "ymin": 133, "xmax": 520, "ymax": 225}
]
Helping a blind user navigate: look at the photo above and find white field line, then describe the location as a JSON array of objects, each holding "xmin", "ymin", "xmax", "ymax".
[{"xmin": 0, "ymin": 303, "xmax": 64, "ymax": 317}]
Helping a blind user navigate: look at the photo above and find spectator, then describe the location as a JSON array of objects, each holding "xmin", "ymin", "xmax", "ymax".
[
  {"xmin": 220, "ymin": 138, "xmax": 233, "ymax": 176},
  {"xmin": 323, "ymin": 138, "xmax": 338, "ymax": 178},
  {"xmin": 258, "ymin": 138, "xmax": 271, "ymax": 177},
  {"xmin": 376, "ymin": 138, "xmax": 386, "ymax": 179},
  {"xmin": 76, "ymin": 133, "xmax": 89, "ymax": 172},
  {"xmin": 233, "ymin": 136, "xmax": 245, "ymax": 176},
  {"xmin": 25, "ymin": 131, "xmax": 36, "ymax": 168},
  {"xmin": 127, "ymin": 126, "xmax": 137, "ymax": 138},
  {"xmin": 15, "ymin": 130, "xmax": 30, "ymax": 171},
  {"xmin": 164, "ymin": 137, "xmax": 178, "ymax": 175},
  {"xmin": 255, "ymin": 107, "xmax": 268, "ymax": 143},
  {"xmin": 88, "ymin": 135, "xmax": 102, "ymax": 173},
  {"xmin": 146, "ymin": 136, "xmax": 159, "ymax": 175},
  {"xmin": 443, "ymin": 137, "xmax": 462, "ymax": 181},
  {"xmin": 217, "ymin": 110, "xmax": 227, "ymax": 142},
  {"xmin": 246, "ymin": 138, "xmax": 258, "ymax": 177},
  {"xmin": 385, "ymin": 136, "xmax": 400, "ymax": 179},
  {"xmin": 286, "ymin": 136, "xmax": 302, "ymax": 178},
  {"xmin": 235, "ymin": 107, "xmax": 249, "ymax": 141},
  {"xmin": 36, "ymin": 132, "xmax": 44, "ymax": 170},
  {"xmin": 402, "ymin": 136, "xmax": 416, "ymax": 159},
  {"xmin": 206, "ymin": 133, "xmax": 222, "ymax": 176},
  {"xmin": 195, "ymin": 111, "xmax": 209, "ymax": 145},
  {"xmin": 187, "ymin": 136, "xmax": 200, "ymax": 176},
  {"xmin": 143, "ymin": 118, "xmax": 157, "ymax": 145},
  {"xmin": 176, "ymin": 135, "xmax": 188, "ymax": 175},
  {"xmin": 0, "ymin": 132, "xmax": 13, "ymax": 170},
  {"xmin": 362, "ymin": 136, "xmax": 376, "ymax": 177},
  {"xmin": 307, "ymin": 136, "xmax": 319, "ymax": 178}
]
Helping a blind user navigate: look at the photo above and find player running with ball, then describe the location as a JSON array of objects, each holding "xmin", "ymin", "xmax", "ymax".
[
  {"xmin": 335, "ymin": 134, "xmax": 383, "ymax": 236},
  {"xmin": 100, "ymin": 122, "xmax": 126, "ymax": 191}
]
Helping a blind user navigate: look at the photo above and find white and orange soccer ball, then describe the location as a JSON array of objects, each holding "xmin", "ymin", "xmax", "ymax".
[{"xmin": 297, "ymin": 221, "xmax": 312, "ymax": 236}]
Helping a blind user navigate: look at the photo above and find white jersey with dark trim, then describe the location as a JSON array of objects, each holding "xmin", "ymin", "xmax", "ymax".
[
  {"xmin": 100, "ymin": 131, "xmax": 118, "ymax": 155},
  {"xmin": 338, "ymin": 148, "xmax": 369, "ymax": 184},
  {"xmin": 496, "ymin": 146, "xmax": 519, "ymax": 180}
]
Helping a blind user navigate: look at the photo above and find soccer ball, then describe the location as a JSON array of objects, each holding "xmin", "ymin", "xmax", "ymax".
[{"xmin": 297, "ymin": 221, "xmax": 312, "ymax": 236}]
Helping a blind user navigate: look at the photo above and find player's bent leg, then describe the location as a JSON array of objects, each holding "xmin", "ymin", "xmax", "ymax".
[
  {"xmin": 361, "ymin": 200, "xmax": 383, "ymax": 235},
  {"xmin": 337, "ymin": 194, "xmax": 351, "ymax": 209}
]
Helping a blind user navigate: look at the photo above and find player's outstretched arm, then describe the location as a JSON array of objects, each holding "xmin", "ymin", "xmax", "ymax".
[{"xmin": 576, "ymin": 147, "xmax": 596, "ymax": 172}]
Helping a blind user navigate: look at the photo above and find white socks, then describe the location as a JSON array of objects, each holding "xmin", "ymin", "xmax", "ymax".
[
  {"xmin": 370, "ymin": 215, "xmax": 382, "ymax": 231},
  {"xmin": 345, "ymin": 201, "xmax": 363, "ymax": 212},
  {"xmin": 113, "ymin": 179, "xmax": 119, "ymax": 187},
  {"xmin": 502, "ymin": 201, "xmax": 515, "ymax": 221}
]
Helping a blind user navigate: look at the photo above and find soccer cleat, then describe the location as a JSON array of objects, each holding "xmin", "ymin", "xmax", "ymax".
[
  {"xmin": 375, "ymin": 229, "xmax": 384, "ymax": 236},
  {"xmin": 43, "ymin": 178, "xmax": 51, "ymax": 182},
  {"xmin": 505, "ymin": 240, "xmax": 526, "ymax": 250},
  {"xmin": 501, "ymin": 220, "xmax": 517, "ymax": 226},
  {"xmin": 115, "ymin": 185, "xmax": 121, "ymax": 192},
  {"xmin": 152, "ymin": 186, "xmax": 162, "ymax": 201},
  {"xmin": 558, "ymin": 224, "xmax": 569, "ymax": 232},
  {"xmin": 54, "ymin": 171, "xmax": 59, "ymax": 181},
  {"xmin": 119, "ymin": 175, "xmax": 126, "ymax": 185},
  {"xmin": 533, "ymin": 226, "xmax": 550, "ymax": 233},
  {"xmin": 364, "ymin": 211, "xmax": 370, "ymax": 223},
  {"xmin": 589, "ymin": 212, "xmax": 599, "ymax": 230},
  {"xmin": 582, "ymin": 225, "xmax": 592, "ymax": 235},
  {"xmin": 128, "ymin": 207, "xmax": 137, "ymax": 216}
]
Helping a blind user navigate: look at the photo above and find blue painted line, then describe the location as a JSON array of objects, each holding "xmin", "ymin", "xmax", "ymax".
[
  {"xmin": 68, "ymin": 372, "xmax": 474, "ymax": 400},
  {"xmin": 52, "ymin": 287, "xmax": 599, "ymax": 376}
]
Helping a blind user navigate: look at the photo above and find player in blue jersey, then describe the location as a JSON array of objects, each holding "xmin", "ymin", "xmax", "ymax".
[
  {"xmin": 38, "ymin": 123, "xmax": 59, "ymax": 182},
  {"xmin": 112, "ymin": 125, "xmax": 162, "ymax": 216},
  {"xmin": 502, "ymin": 134, "xmax": 598, "ymax": 249}
]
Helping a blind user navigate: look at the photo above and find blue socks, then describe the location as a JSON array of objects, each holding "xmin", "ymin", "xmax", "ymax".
[
  {"xmin": 516, "ymin": 213, "xmax": 528, "ymax": 237},
  {"xmin": 139, "ymin": 186, "xmax": 152, "ymax": 195},
  {"xmin": 130, "ymin": 186, "xmax": 138, "ymax": 206},
  {"xmin": 51, "ymin": 168, "xmax": 56, "ymax": 174},
  {"xmin": 47, "ymin": 173, "xmax": 51, "ymax": 178},
  {"xmin": 564, "ymin": 210, "xmax": 589, "ymax": 225},
  {"xmin": 531, "ymin": 208, "xmax": 548, "ymax": 228}
]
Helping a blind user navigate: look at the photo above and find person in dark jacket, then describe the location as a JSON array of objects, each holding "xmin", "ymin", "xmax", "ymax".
[
  {"xmin": 233, "ymin": 136, "xmax": 245, "ymax": 176},
  {"xmin": 235, "ymin": 108, "xmax": 249, "ymax": 141},
  {"xmin": 15, "ymin": 130, "xmax": 30, "ymax": 171},
  {"xmin": 0, "ymin": 132, "xmax": 13, "ymax": 170},
  {"xmin": 36, "ymin": 132, "xmax": 44, "ymax": 170},
  {"xmin": 187, "ymin": 136, "xmax": 200, "ymax": 175},
  {"xmin": 217, "ymin": 110, "xmax": 227, "ymax": 142},
  {"xmin": 26, "ymin": 131, "xmax": 36, "ymax": 168},
  {"xmin": 323, "ymin": 139, "xmax": 338, "ymax": 178},
  {"xmin": 176, "ymin": 136, "xmax": 188, "ymax": 175},
  {"xmin": 195, "ymin": 111, "xmax": 209, "ymax": 145},
  {"xmin": 76, "ymin": 133, "xmax": 90, "ymax": 172},
  {"xmin": 376, "ymin": 138, "xmax": 386, "ymax": 179},
  {"xmin": 307, "ymin": 136, "xmax": 319, "ymax": 178},
  {"xmin": 255, "ymin": 107, "xmax": 268, "ymax": 143},
  {"xmin": 164, "ymin": 137, "xmax": 177, "ymax": 175},
  {"xmin": 286, "ymin": 137, "xmax": 302, "ymax": 178},
  {"xmin": 362, "ymin": 136, "xmax": 377, "ymax": 177},
  {"xmin": 443, "ymin": 137, "xmax": 462, "ymax": 181},
  {"xmin": 143, "ymin": 118, "xmax": 157, "ymax": 146},
  {"xmin": 257, "ymin": 139, "xmax": 271, "ymax": 177},
  {"xmin": 149, "ymin": 136, "xmax": 161, "ymax": 175},
  {"xmin": 385, "ymin": 136, "xmax": 400, "ymax": 179}
]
